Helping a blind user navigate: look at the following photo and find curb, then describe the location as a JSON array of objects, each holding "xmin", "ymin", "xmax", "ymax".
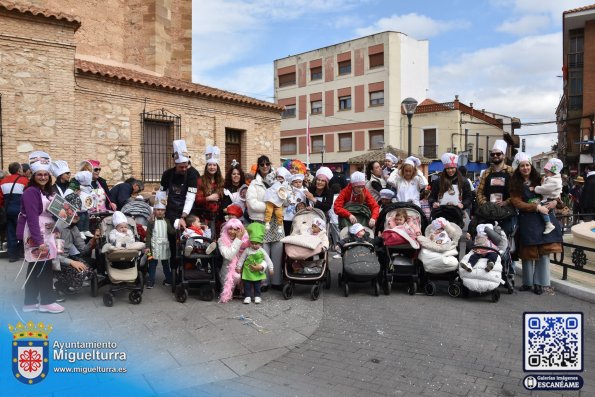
[{"xmin": 514, "ymin": 263, "xmax": 595, "ymax": 303}]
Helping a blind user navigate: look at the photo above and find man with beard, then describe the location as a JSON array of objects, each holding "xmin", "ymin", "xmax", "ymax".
[
  {"xmin": 474, "ymin": 139, "xmax": 516, "ymax": 235},
  {"xmin": 159, "ymin": 140, "xmax": 200, "ymax": 286}
]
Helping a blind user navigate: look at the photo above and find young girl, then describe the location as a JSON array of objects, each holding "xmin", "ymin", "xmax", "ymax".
[
  {"xmin": 419, "ymin": 189, "xmax": 432, "ymax": 222},
  {"xmin": 387, "ymin": 156, "xmax": 428, "ymax": 206},
  {"xmin": 145, "ymin": 192, "xmax": 175, "ymax": 288},
  {"xmin": 236, "ymin": 222, "xmax": 273, "ymax": 304},
  {"xmin": 218, "ymin": 219, "xmax": 250, "ymax": 302},
  {"xmin": 382, "ymin": 208, "xmax": 421, "ymax": 248}
]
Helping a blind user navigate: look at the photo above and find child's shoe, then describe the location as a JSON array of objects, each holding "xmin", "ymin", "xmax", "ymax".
[
  {"xmin": 184, "ymin": 245, "xmax": 193, "ymax": 257},
  {"xmin": 22, "ymin": 304, "xmax": 39, "ymax": 313},
  {"xmin": 459, "ymin": 262, "xmax": 472, "ymax": 272},
  {"xmin": 38, "ymin": 303, "xmax": 65, "ymax": 314},
  {"xmin": 485, "ymin": 261, "xmax": 495, "ymax": 272},
  {"xmin": 205, "ymin": 242, "xmax": 217, "ymax": 255},
  {"xmin": 543, "ymin": 222, "xmax": 555, "ymax": 234},
  {"xmin": 146, "ymin": 283, "xmax": 154, "ymax": 289},
  {"xmin": 254, "ymin": 297, "xmax": 262, "ymax": 304},
  {"xmin": 265, "ymin": 223, "xmax": 271, "ymax": 231},
  {"xmin": 243, "ymin": 297, "xmax": 251, "ymax": 304}
]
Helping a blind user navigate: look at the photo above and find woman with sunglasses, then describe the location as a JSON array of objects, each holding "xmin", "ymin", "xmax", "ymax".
[
  {"xmin": 428, "ymin": 153, "xmax": 472, "ymax": 228},
  {"xmin": 246, "ymin": 155, "xmax": 284, "ymax": 290},
  {"xmin": 16, "ymin": 151, "xmax": 64, "ymax": 314}
]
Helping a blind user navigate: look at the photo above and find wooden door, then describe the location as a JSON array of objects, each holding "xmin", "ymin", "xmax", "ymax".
[{"xmin": 225, "ymin": 128, "xmax": 242, "ymax": 169}]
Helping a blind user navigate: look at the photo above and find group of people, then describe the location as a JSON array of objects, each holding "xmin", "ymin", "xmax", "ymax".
[{"xmin": 6, "ymin": 135, "xmax": 565, "ymax": 314}]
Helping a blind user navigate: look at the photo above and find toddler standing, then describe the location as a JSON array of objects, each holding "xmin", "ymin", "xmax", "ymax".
[
  {"xmin": 236, "ymin": 222, "xmax": 273, "ymax": 304},
  {"xmin": 145, "ymin": 192, "xmax": 175, "ymax": 288}
]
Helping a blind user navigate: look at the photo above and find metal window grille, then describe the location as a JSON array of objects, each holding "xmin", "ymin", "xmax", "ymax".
[{"xmin": 140, "ymin": 108, "xmax": 181, "ymax": 182}]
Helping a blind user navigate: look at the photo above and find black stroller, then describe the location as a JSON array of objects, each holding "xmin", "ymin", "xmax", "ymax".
[
  {"xmin": 376, "ymin": 202, "xmax": 429, "ymax": 295},
  {"xmin": 173, "ymin": 233, "xmax": 218, "ymax": 303},
  {"xmin": 337, "ymin": 203, "xmax": 381, "ymax": 296}
]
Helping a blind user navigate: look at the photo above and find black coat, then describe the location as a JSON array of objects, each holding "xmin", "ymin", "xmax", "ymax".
[{"xmin": 579, "ymin": 174, "xmax": 595, "ymax": 212}]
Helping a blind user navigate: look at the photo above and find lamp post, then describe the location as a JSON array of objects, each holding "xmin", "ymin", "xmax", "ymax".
[
  {"xmin": 321, "ymin": 146, "xmax": 325, "ymax": 166},
  {"xmin": 401, "ymin": 97, "xmax": 418, "ymax": 156}
]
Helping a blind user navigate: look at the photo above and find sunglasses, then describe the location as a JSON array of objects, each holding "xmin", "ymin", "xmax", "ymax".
[
  {"xmin": 259, "ymin": 162, "xmax": 271, "ymax": 167},
  {"xmin": 490, "ymin": 152, "xmax": 503, "ymax": 157},
  {"xmin": 93, "ymin": 168, "xmax": 102, "ymax": 172}
]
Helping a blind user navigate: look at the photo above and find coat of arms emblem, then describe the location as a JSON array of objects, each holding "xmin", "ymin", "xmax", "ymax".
[{"xmin": 9, "ymin": 321, "xmax": 52, "ymax": 385}]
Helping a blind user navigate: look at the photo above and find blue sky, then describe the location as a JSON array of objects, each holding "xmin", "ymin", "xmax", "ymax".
[{"xmin": 192, "ymin": 0, "xmax": 594, "ymax": 157}]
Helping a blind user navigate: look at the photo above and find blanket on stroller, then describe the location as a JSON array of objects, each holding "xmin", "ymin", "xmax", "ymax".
[
  {"xmin": 417, "ymin": 219, "xmax": 462, "ymax": 273},
  {"xmin": 281, "ymin": 234, "xmax": 322, "ymax": 250},
  {"xmin": 459, "ymin": 252, "xmax": 505, "ymax": 293}
]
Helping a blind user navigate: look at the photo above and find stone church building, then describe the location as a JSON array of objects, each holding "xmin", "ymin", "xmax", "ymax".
[{"xmin": 0, "ymin": 0, "xmax": 281, "ymax": 185}]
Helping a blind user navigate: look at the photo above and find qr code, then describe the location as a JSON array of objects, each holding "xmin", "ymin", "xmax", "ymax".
[{"xmin": 524, "ymin": 312, "xmax": 583, "ymax": 372}]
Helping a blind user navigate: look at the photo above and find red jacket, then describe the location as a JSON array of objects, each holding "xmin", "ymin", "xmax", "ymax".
[
  {"xmin": 0, "ymin": 174, "xmax": 28, "ymax": 208},
  {"xmin": 333, "ymin": 184, "xmax": 380, "ymax": 221}
]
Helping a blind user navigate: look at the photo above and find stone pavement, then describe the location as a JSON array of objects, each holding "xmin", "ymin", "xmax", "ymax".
[{"xmin": 1, "ymin": 256, "xmax": 593, "ymax": 396}]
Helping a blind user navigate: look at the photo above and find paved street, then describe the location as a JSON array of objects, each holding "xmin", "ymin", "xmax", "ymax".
[{"xmin": 1, "ymin": 256, "xmax": 593, "ymax": 396}]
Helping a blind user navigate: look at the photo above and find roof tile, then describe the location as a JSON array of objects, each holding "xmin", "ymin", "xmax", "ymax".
[{"xmin": 0, "ymin": 0, "xmax": 80, "ymax": 28}]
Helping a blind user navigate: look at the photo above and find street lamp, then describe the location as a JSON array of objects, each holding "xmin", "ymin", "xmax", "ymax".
[
  {"xmin": 401, "ymin": 97, "xmax": 418, "ymax": 156},
  {"xmin": 320, "ymin": 146, "xmax": 325, "ymax": 166}
]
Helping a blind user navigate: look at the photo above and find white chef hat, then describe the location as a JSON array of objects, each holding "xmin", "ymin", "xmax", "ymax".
[
  {"xmin": 153, "ymin": 190, "xmax": 167, "ymax": 210},
  {"xmin": 404, "ymin": 156, "xmax": 421, "ymax": 168},
  {"xmin": 512, "ymin": 152, "xmax": 531, "ymax": 170},
  {"xmin": 173, "ymin": 140, "xmax": 190, "ymax": 164},
  {"xmin": 50, "ymin": 160, "xmax": 70, "ymax": 177},
  {"xmin": 544, "ymin": 158, "xmax": 563, "ymax": 174},
  {"xmin": 316, "ymin": 166, "xmax": 333, "ymax": 182},
  {"xmin": 385, "ymin": 153, "xmax": 399, "ymax": 164},
  {"xmin": 112, "ymin": 211, "xmax": 128, "ymax": 227},
  {"xmin": 350, "ymin": 171, "xmax": 366, "ymax": 186},
  {"xmin": 349, "ymin": 223, "xmax": 364, "ymax": 235},
  {"xmin": 205, "ymin": 145, "xmax": 220, "ymax": 164},
  {"xmin": 290, "ymin": 173, "xmax": 305, "ymax": 183},
  {"xmin": 440, "ymin": 153, "xmax": 458, "ymax": 168},
  {"xmin": 74, "ymin": 170, "xmax": 92, "ymax": 186},
  {"xmin": 379, "ymin": 189, "xmax": 394, "ymax": 199},
  {"xmin": 29, "ymin": 151, "xmax": 51, "ymax": 174},
  {"xmin": 276, "ymin": 166, "xmax": 291, "ymax": 181},
  {"xmin": 491, "ymin": 139, "xmax": 507, "ymax": 154}
]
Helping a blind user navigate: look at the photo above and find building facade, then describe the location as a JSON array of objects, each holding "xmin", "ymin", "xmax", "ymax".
[
  {"xmin": 275, "ymin": 31, "xmax": 429, "ymax": 173},
  {"xmin": 0, "ymin": 1, "xmax": 281, "ymax": 185},
  {"xmin": 557, "ymin": 4, "xmax": 595, "ymax": 175},
  {"xmin": 531, "ymin": 151, "xmax": 557, "ymax": 175}
]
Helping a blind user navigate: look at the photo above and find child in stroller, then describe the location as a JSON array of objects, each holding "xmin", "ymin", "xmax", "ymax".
[
  {"xmin": 180, "ymin": 214, "xmax": 216, "ymax": 258},
  {"xmin": 460, "ymin": 224, "xmax": 499, "ymax": 273},
  {"xmin": 280, "ymin": 208, "xmax": 330, "ymax": 300},
  {"xmin": 337, "ymin": 223, "xmax": 381, "ymax": 297}
]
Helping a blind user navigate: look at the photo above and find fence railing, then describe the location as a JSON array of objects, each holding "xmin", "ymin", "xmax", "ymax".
[{"xmin": 551, "ymin": 213, "xmax": 595, "ymax": 281}]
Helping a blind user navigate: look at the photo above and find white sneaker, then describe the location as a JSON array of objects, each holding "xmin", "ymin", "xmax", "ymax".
[
  {"xmin": 183, "ymin": 245, "xmax": 193, "ymax": 257},
  {"xmin": 205, "ymin": 242, "xmax": 217, "ymax": 255},
  {"xmin": 84, "ymin": 231, "xmax": 94, "ymax": 238},
  {"xmin": 38, "ymin": 303, "xmax": 65, "ymax": 314},
  {"xmin": 80, "ymin": 232, "xmax": 87, "ymax": 240},
  {"xmin": 543, "ymin": 223, "xmax": 555, "ymax": 234},
  {"xmin": 243, "ymin": 297, "xmax": 251, "ymax": 304},
  {"xmin": 254, "ymin": 297, "xmax": 262, "ymax": 304},
  {"xmin": 333, "ymin": 254, "xmax": 342, "ymax": 259}
]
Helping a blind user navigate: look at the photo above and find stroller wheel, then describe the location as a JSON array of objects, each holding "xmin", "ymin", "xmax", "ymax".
[
  {"xmin": 175, "ymin": 286, "xmax": 188, "ymax": 303},
  {"xmin": 448, "ymin": 283, "xmax": 461, "ymax": 298},
  {"xmin": 90, "ymin": 274, "xmax": 98, "ymax": 297},
  {"xmin": 337, "ymin": 272, "xmax": 343, "ymax": 288},
  {"xmin": 310, "ymin": 285, "xmax": 320, "ymax": 301},
  {"xmin": 373, "ymin": 281, "xmax": 380, "ymax": 297},
  {"xmin": 324, "ymin": 269, "xmax": 331, "ymax": 290},
  {"xmin": 343, "ymin": 282, "xmax": 349, "ymax": 297},
  {"xmin": 129, "ymin": 290, "xmax": 142, "ymax": 305},
  {"xmin": 382, "ymin": 278, "xmax": 392, "ymax": 295},
  {"xmin": 425, "ymin": 281, "xmax": 436, "ymax": 296},
  {"xmin": 407, "ymin": 281, "xmax": 417, "ymax": 296},
  {"xmin": 103, "ymin": 293, "xmax": 114, "ymax": 307},
  {"xmin": 491, "ymin": 290, "xmax": 500, "ymax": 303},
  {"xmin": 282, "ymin": 284, "xmax": 293, "ymax": 300}
]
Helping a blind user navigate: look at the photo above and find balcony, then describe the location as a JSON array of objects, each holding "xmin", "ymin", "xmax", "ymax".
[{"xmin": 418, "ymin": 145, "xmax": 438, "ymax": 159}]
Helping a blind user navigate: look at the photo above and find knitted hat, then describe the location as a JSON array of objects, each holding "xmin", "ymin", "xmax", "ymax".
[
  {"xmin": 512, "ymin": 152, "xmax": 532, "ymax": 170},
  {"xmin": 153, "ymin": 190, "xmax": 167, "ymax": 210},
  {"xmin": 75, "ymin": 171, "xmax": 92, "ymax": 186},
  {"xmin": 316, "ymin": 166, "xmax": 333, "ymax": 182},
  {"xmin": 491, "ymin": 140, "xmax": 507, "ymax": 154},
  {"xmin": 80, "ymin": 159, "xmax": 100, "ymax": 170},
  {"xmin": 431, "ymin": 218, "xmax": 444, "ymax": 230},
  {"xmin": 205, "ymin": 145, "xmax": 220, "ymax": 164},
  {"xmin": 476, "ymin": 223, "xmax": 493, "ymax": 236},
  {"xmin": 112, "ymin": 211, "xmax": 128, "ymax": 227},
  {"xmin": 350, "ymin": 171, "xmax": 366, "ymax": 186},
  {"xmin": 313, "ymin": 217, "xmax": 326, "ymax": 231},
  {"xmin": 379, "ymin": 189, "xmax": 394, "ymax": 199},
  {"xmin": 173, "ymin": 140, "xmax": 190, "ymax": 164},
  {"xmin": 226, "ymin": 204, "xmax": 243, "ymax": 218},
  {"xmin": 50, "ymin": 160, "xmax": 70, "ymax": 177},
  {"xmin": 385, "ymin": 153, "xmax": 398, "ymax": 163},
  {"xmin": 544, "ymin": 158, "xmax": 563, "ymax": 174},
  {"xmin": 246, "ymin": 222, "xmax": 265, "ymax": 243},
  {"xmin": 349, "ymin": 223, "xmax": 364, "ymax": 235},
  {"xmin": 440, "ymin": 153, "xmax": 458, "ymax": 168}
]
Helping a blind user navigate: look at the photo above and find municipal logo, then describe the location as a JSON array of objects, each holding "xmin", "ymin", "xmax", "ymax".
[{"xmin": 8, "ymin": 321, "xmax": 53, "ymax": 385}]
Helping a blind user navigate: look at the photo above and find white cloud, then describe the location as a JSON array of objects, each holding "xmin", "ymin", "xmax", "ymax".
[
  {"xmin": 355, "ymin": 13, "xmax": 470, "ymax": 39},
  {"xmin": 430, "ymin": 33, "xmax": 562, "ymax": 156},
  {"xmin": 193, "ymin": 63, "xmax": 274, "ymax": 102},
  {"xmin": 496, "ymin": 14, "xmax": 550, "ymax": 35},
  {"xmin": 329, "ymin": 14, "xmax": 364, "ymax": 29}
]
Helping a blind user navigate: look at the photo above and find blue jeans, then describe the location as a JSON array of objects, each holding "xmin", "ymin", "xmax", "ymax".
[
  {"xmin": 78, "ymin": 212, "xmax": 89, "ymax": 233},
  {"xmin": 6, "ymin": 208, "xmax": 20, "ymax": 259},
  {"xmin": 521, "ymin": 255, "xmax": 550, "ymax": 287},
  {"xmin": 148, "ymin": 259, "xmax": 172, "ymax": 286},
  {"xmin": 243, "ymin": 280, "xmax": 262, "ymax": 299},
  {"xmin": 468, "ymin": 251, "xmax": 498, "ymax": 267}
]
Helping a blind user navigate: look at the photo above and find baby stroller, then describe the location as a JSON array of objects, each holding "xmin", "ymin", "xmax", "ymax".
[
  {"xmin": 430, "ymin": 205, "xmax": 465, "ymax": 229},
  {"xmin": 417, "ymin": 218, "xmax": 463, "ymax": 297},
  {"xmin": 173, "ymin": 233, "xmax": 218, "ymax": 303},
  {"xmin": 280, "ymin": 208, "xmax": 330, "ymax": 300},
  {"xmin": 337, "ymin": 203, "xmax": 381, "ymax": 296},
  {"xmin": 457, "ymin": 225, "xmax": 510, "ymax": 302},
  {"xmin": 376, "ymin": 202, "xmax": 428, "ymax": 295},
  {"xmin": 98, "ymin": 214, "xmax": 146, "ymax": 307}
]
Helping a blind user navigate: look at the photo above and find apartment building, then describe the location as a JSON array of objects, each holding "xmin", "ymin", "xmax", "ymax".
[
  {"xmin": 557, "ymin": 4, "xmax": 595, "ymax": 175},
  {"xmin": 274, "ymin": 31, "xmax": 429, "ymax": 174}
]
